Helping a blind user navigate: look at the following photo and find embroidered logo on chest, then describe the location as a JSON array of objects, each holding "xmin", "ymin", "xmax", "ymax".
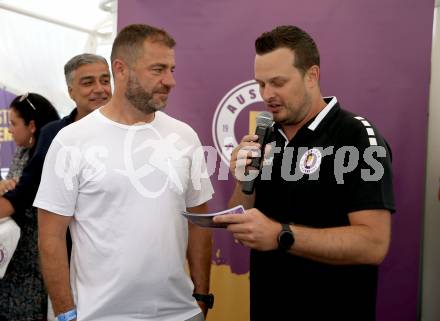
[{"xmin": 299, "ymin": 148, "xmax": 322, "ymax": 174}]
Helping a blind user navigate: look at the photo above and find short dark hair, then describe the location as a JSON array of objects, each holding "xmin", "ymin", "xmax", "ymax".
[
  {"xmin": 255, "ymin": 25, "xmax": 320, "ymax": 75},
  {"xmin": 64, "ymin": 53, "xmax": 108, "ymax": 86},
  {"xmin": 111, "ymin": 24, "xmax": 176, "ymax": 67},
  {"xmin": 10, "ymin": 93, "xmax": 60, "ymax": 144}
]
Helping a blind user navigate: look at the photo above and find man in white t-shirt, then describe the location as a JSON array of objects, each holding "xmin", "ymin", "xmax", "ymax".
[{"xmin": 35, "ymin": 24, "xmax": 214, "ymax": 321}]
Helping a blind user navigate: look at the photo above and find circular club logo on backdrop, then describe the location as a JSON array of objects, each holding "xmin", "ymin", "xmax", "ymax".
[
  {"xmin": 299, "ymin": 148, "xmax": 322, "ymax": 174},
  {"xmin": 212, "ymin": 80, "xmax": 263, "ymax": 165}
]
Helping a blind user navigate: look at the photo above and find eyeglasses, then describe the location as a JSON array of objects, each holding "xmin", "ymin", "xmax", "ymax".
[{"xmin": 18, "ymin": 93, "xmax": 36, "ymax": 110}]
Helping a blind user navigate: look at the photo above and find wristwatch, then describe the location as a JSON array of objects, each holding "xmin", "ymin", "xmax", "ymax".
[
  {"xmin": 193, "ymin": 293, "xmax": 214, "ymax": 309},
  {"xmin": 277, "ymin": 223, "xmax": 295, "ymax": 251},
  {"xmin": 56, "ymin": 308, "xmax": 77, "ymax": 321}
]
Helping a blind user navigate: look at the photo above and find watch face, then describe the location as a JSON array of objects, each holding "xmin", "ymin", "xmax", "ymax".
[{"xmin": 279, "ymin": 230, "xmax": 294, "ymax": 250}]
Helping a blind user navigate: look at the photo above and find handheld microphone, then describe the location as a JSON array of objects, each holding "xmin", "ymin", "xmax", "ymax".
[{"xmin": 241, "ymin": 111, "xmax": 273, "ymax": 194}]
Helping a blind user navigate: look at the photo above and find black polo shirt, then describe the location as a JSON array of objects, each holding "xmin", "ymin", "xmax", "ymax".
[{"xmin": 250, "ymin": 97, "xmax": 395, "ymax": 321}]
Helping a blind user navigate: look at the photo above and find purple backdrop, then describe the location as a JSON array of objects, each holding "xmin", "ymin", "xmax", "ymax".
[
  {"xmin": 0, "ymin": 88, "xmax": 16, "ymax": 170},
  {"xmin": 118, "ymin": 1, "xmax": 434, "ymax": 320}
]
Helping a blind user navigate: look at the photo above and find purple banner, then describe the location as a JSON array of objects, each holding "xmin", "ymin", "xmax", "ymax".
[
  {"xmin": 0, "ymin": 88, "xmax": 16, "ymax": 172},
  {"xmin": 118, "ymin": 1, "xmax": 434, "ymax": 320}
]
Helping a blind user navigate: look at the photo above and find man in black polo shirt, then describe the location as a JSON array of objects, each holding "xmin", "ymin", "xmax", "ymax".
[{"xmin": 214, "ymin": 25, "xmax": 394, "ymax": 321}]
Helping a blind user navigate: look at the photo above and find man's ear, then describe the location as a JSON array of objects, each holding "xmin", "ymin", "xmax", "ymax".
[
  {"xmin": 306, "ymin": 65, "xmax": 320, "ymax": 88},
  {"xmin": 68, "ymin": 85, "xmax": 73, "ymax": 99},
  {"xmin": 112, "ymin": 59, "xmax": 129, "ymax": 79}
]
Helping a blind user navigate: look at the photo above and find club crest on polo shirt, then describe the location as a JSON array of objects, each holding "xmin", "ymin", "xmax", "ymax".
[
  {"xmin": 299, "ymin": 148, "xmax": 322, "ymax": 174},
  {"xmin": 212, "ymin": 80, "xmax": 265, "ymax": 165}
]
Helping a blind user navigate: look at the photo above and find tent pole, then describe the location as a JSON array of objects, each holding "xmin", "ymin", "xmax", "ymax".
[{"xmin": 0, "ymin": 3, "xmax": 111, "ymax": 38}]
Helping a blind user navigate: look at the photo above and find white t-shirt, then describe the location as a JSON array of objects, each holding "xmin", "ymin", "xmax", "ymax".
[{"xmin": 34, "ymin": 109, "xmax": 214, "ymax": 321}]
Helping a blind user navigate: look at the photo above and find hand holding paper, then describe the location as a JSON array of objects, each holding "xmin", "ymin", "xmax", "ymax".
[
  {"xmin": 213, "ymin": 207, "xmax": 281, "ymax": 251},
  {"xmin": 182, "ymin": 205, "xmax": 245, "ymax": 228}
]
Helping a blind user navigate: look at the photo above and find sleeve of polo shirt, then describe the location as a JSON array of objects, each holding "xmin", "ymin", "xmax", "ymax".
[
  {"xmin": 341, "ymin": 122, "xmax": 395, "ymax": 214},
  {"xmin": 33, "ymin": 137, "xmax": 80, "ymax": 217}
]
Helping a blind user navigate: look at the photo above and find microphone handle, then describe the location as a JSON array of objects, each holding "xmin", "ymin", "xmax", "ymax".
[{"xmin": 241, "ymin": 125, "xmax": 272, "ymax": 195}]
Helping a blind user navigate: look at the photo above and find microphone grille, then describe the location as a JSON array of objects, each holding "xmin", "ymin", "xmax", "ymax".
[{"xmin": 256, "ymin": 111, "xmax": 273, "ymax": 127}]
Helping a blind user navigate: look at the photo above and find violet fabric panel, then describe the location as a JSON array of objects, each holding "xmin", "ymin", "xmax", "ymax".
[
  {"xmin": 118, "ymin": 1, "xmax": 434, "ymax": 320},
  {"xmin": 0, "ymin": 88, "xmax": 16, "ymax": 170}
]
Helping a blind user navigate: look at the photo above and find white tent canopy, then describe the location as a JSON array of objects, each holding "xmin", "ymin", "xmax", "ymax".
[{"xmin": 0, "ymin": 0, "xmax": 117, "ymax": 115}]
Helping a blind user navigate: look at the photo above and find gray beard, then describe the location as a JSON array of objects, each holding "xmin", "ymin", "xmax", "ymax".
[{"xmin": 125, "ymin": 74, "xmax": 166, "ymax": 115}]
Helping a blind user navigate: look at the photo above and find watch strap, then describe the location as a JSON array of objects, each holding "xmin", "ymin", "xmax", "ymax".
[
  {"xmin": 281, "ymin": 223, "xmax": 291, "ymax": 233},
  {"xmin": 192, "ymin": 293, "xmax": 214, "ymax": 309}
]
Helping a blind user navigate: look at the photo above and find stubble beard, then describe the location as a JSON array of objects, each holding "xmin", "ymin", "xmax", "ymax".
[
  {"xmin": 279, "ymin": 90, "xmax": 312, "ymax": 126},
  {"xmin": 125, "ymin": 73, "xmax": 167, "ymax": 115}
]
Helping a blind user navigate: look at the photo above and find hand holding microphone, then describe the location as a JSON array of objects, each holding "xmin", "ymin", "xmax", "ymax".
[{"xmin": 229, "ymin": 112, "xmax": 273, "ymax": 195}]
